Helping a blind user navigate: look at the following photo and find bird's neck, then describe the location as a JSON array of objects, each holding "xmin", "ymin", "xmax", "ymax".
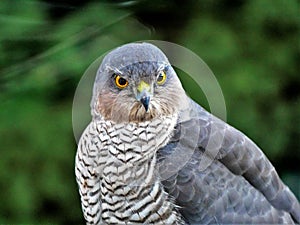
[
  {"xmin": 99, "ymin": 114, "xmax": 178, "ymax": 186},
  {"xmin": 100, "ymin": 114, "xmax": 178, "ymax": 164}
]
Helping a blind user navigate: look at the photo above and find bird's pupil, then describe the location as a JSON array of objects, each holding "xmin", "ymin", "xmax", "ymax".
[
  {"xmin": 119, "ymin": 77, "xmax": 127, "ymax": 85},
  {"xmin": 157, "ymin": 74, "xmax": 163, "ymax": 82}
]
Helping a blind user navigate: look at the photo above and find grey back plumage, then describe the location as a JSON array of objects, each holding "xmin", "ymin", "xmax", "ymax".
[{"xmin": 158, "ymin": 99, "xmax": 300, "ymax": 224}]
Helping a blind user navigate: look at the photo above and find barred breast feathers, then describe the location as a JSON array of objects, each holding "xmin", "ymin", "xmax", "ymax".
[
  {"xmin": 76, "ymin": 114, "xmax": 184, "ymax": 224},
  {"xmin": 97, "ymin": 114, "xmax": 183, "ymax": 224}
]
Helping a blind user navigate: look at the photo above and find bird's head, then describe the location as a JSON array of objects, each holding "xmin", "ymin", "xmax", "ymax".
[{"xmin": 91, "ymin": 42, "xmax": 187, "ymax": 123}]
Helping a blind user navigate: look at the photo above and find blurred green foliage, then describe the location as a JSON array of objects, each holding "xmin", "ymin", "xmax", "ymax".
[{"xmin": 0, "ymin": 0, "xmax": 299, "ymax": 224}]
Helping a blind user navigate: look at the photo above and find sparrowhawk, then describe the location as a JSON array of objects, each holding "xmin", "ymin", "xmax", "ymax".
[{"xmin": 75, "ymin": 42, "xmax": 300, "ymax": 224}]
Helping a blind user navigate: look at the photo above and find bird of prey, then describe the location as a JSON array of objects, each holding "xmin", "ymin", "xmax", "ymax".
[{"xmin": 75, "ymin": 42, "xmax": 300, "ymax": 224}]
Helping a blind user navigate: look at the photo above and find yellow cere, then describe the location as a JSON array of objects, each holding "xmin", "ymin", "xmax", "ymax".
[{"xmin": 137, "ymin": 80, "xmax": 150, "ymax": 93}]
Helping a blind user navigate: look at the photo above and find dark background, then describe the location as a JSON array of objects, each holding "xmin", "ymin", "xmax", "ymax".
[{"xmin": 0, "ymin": 0, "xmax": 299, "ymax": 224}]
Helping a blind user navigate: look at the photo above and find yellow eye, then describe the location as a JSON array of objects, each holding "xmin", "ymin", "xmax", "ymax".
[
  {"xmin": 157, "ymin": 71, "xmax": 167, "ymax": 85},
  {"xmin": 115, "ymin": 75, "xmax": 128, "ymax": 88}
]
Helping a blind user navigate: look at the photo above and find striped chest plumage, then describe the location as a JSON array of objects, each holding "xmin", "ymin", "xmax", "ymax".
[{"xmin": 90, "ymin": 114, "xmax": 184, "ymax": 224}]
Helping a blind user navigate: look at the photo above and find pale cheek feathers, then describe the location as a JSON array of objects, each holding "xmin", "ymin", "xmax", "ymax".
[{"xmin": 97, "ymin": 91, "xmax": 118, "ymax": 119}]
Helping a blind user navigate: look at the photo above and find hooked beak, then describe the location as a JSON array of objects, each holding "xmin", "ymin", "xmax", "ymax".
[
  {"xmin": 140, "ymin": 95, "xmax": 150, "ymax": 112},
  {"xmin": 136, "ymin": 81, "xmax": 151, "ymax": 112}
]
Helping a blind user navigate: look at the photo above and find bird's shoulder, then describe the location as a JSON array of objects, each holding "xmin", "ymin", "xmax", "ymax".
[{"xmin": 158, "ymin": 98, "xmax": 300, "ymax": 224}]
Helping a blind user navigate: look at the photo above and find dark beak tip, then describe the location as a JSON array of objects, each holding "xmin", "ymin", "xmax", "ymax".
[{"xmin": 140, "ymin": 96, "xmax": 150, "ymax": 112}]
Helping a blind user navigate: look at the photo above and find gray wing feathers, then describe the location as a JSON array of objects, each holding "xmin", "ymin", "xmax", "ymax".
[
  {"xmin": 159, "ymin": 99, "xmax": 300, "ymax": 224},
  {"xmin": 220, "ymin": 128, "xmax": 300, "ymax": 219},
  {"xmin": 161, "ymin": 148, "xmax": 294, "ymax": 224},
  {"xmin": 211, "ymin": 114, "xmax": 300, "ymax": 223}
]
